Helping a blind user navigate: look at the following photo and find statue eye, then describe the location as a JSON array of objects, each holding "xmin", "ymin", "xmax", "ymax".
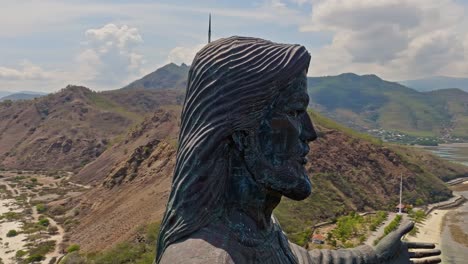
[{"xmin": 287, "ymin": 110, "xmax": 299, "ymax": 118}]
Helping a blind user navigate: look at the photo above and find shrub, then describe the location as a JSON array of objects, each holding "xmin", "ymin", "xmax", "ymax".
[
  {"xmin": 15, "ymin": 250, "xmax": 27, "ymax": 258},
  {"xmin": 384, "ymin": 215, "xmax": 402, "ymax": 236},
  {"xmin": 28, "ymin": 240, "xmax": 56, "ymax": 259},
  {"xmin": 2, "ymin": 212, "xmax": 21, "ymax": 221},
  {"xmin": 7, "ymin": 229, "xmax": 18, "ymax": 237},
  {"xmin": 67, "ymin": 244, "xmax": 80, "ymax": 253},
  {"xmin": 36, "ymin": 203, "xmax": 47, "ymax": 213},
  {"xmin": 48, "ymin": 225, "xmax": 59, "ymax": 235},
  {"xmin": 38, "ymin": 218, "xmax": 50, "ymax": 226},
  {"xmin": 26, "ymin": 254, "xmax": 45, "ymax": 263}
]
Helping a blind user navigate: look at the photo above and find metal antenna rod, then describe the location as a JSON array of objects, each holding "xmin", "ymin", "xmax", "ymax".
[
  {"xmin": 208, "ymin": 13, "xmax": 212, "ymax": 43},
  {"xmin": 398, "ymin": 173, "xmax": 403, "ymax": 215}
]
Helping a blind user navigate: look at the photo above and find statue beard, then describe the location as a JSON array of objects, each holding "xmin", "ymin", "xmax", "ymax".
[{"xmin": 242, "ymin": 135, "xmax": 312, "ymax": 201}]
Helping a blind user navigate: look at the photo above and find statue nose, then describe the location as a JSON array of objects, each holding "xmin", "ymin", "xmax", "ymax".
[{"xmin": 301, "ymin": 114, "xmax": 317, "ymax": 142}]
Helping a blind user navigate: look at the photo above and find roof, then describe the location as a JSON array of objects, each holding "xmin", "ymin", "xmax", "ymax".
[{"xmin": 312, "ymin": 234, "xmax": 325, "ymax": 240}]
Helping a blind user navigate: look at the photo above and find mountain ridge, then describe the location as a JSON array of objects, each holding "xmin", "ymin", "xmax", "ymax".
[
  {"xmin": 400, "ymin": 76, "xmax": 468, "ymax": 92},
  {"xmin": 122, "ymin": 63, "xmax": 189, "ymax": 90},
  {"xmin": 0, "ymin": 91, "xmax": 47, "ymax": 102}
]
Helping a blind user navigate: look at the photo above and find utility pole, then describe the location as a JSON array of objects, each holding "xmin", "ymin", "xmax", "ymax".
[
  {"xmin": 208, "ymin": 13, "xmax": 212, "ymax": 43},
  {"xmin": 398, "ymin": 173, "xmax": 403, "ymax": 215}
]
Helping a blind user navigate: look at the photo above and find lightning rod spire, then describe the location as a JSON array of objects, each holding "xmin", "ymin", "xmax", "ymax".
[{"xmin": 208, "ymin": 13, "xmax": 212, "ymax": 43}]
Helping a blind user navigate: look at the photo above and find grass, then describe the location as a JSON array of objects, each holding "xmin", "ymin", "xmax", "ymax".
[
  {"xmin": 308, "ymin": 110, "xmax": 383, "ymax": 145},
  {"xmin": 1, "ymin": 211, "xmax": 22, "ymax": 221},
  {"xmin": 25, "ymin": 240, "xmax": 56, "ymax": 263},
  {"xmin": 60, "ymin": 221, "xmax": 161, "ymax": 264},
  {"xmin": 88, "ymin": 92, "xmax": 144, "ymax": 123}
]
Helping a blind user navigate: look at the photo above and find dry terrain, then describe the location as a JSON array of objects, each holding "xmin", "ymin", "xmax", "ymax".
[{"xmin": 0, "ymin": 170, "xmax": 88, "ymax": 263}]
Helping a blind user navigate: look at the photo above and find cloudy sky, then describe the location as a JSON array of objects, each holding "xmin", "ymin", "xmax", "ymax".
[{"xmin": 1, "ymin": 0, "xmax": 468, "ymax": 92}]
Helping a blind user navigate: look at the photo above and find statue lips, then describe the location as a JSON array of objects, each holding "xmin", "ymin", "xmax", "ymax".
[{"xmin": 299, "ymin": 157, "xmax": 307, "ymax": 165}]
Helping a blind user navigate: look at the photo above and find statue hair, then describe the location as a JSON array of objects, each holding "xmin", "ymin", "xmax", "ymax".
[{"xmin": 156, "ymin": 36, "xmax": 311, "ymax": 263}]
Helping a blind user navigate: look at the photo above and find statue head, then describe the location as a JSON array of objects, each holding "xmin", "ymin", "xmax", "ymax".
[{"xmin": 157, "ymin": 36, "xmax": 315, "ymax": 261}]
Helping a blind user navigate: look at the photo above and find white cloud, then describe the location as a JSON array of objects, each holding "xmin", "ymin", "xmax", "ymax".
[
  {"xmin": 1, "ymin": 24, "xmax": 146, "ymax": 91},
  {"xmin": 167, "ymin": 44, "xmax": 206, "ymax": 65},
  {"xmin": 303, "ymin": 0, "xmax": 468, "ymax": 79},
  {"xmin": 76, "ymin": 24, "xmax": 145, "ymax": 87},
  {"xmin": 0, "ymin": 61, "xmax": 57, "ymax": 80}
]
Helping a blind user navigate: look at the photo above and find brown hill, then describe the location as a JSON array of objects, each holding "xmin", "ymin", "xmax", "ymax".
[
  {"xmin": 64, "ymin": 110, "xmax": 468, "ymax": 252},
  {"xmin": 0, "ymin": 85, "xmax": 183, "ymax": 172},
  {"xmin": 64, "ymin": 109, "xmax": 179, "ymax": 251}
]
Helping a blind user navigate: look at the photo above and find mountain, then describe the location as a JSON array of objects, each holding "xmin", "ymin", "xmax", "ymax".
[
  {"xmin": 124, "ymin": 69, "xmax": 468, "ymax": 141},
  {"xmin": 122, "ymin": 63, "xmax": 190, "ymax": 90},
  {"xmin": 0, "ymin": 91, "xmax": 12, "ymax": 98},
  {"xmin": 400, "ymin": 76, "xmax": 468, "ymax": 92},
  {"xmin": 0, "ymin": 91, "xmax": 47, "ymax": 101},
  {"xmin": 308, "ymin": 73, "xmax": 468, "ymax": 140}
]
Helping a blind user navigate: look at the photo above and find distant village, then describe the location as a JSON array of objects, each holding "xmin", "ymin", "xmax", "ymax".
[{"xmin": 367, "ymin": 129, "xmax": 466, "ymax": 146}]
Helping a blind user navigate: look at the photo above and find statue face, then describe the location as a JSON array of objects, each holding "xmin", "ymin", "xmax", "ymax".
[{"xmin": 241, "ymin": 70, "xmax": 317, "ymax": 201}]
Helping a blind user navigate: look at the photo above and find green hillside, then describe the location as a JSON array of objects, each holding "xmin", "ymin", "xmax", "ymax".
[
  {"xmin": 308, "ymin": 73, "xmax": 467, "ymax": 141},
  {"xmin": 122, "ymin": 63, "xmax": 189, "ymax": 90}
]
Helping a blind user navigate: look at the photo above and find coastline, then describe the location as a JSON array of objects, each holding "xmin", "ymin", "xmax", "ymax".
[
  {"xmin": 405, "ymin": 208, "xmax": 449, "ymax": 248},
  {"xmin": 405, "ymin": 180, "xmax": 468, "ymax": 263}
]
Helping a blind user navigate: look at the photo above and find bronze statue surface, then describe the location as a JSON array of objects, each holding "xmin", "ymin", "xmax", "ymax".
[{"xmin": 155, "ymin": 36, "xmax": 441, "ymax": 264}]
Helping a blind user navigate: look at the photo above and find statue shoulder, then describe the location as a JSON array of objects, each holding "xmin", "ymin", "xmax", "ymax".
[{"xmin": 159, "ymin": 236, "xmax": 235, "ymax": 264}]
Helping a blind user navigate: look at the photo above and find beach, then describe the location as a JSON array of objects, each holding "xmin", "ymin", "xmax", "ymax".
[
  {"xmin": 405, "ymin": 187, "xmax": 468, "ymax": 263},
  {"xmin": 406, "ymin": 208, "xmax": 449, "ymax": 248}
]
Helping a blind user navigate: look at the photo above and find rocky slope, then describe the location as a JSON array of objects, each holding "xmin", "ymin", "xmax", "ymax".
[
  {"xmin": 0, "ymin": 86, "xmax": 127, "ymax": 172},
  {"xmin": 64, "ymin": 109, "xmax": 179, "ymax": 252},
  {"xmin": 0, "ymin": 85, "xmax": 183, "ymax": 172}
]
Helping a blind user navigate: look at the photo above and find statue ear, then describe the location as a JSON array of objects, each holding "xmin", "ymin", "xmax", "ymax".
[{"xmin": 232, "ymin": 131, "xmax": 247, "ymax": 152}]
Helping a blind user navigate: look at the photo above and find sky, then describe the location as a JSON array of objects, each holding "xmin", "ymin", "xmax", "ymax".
[{"xmin": 1, "ymin": 0, "xmax": 468, "ymax": 92}]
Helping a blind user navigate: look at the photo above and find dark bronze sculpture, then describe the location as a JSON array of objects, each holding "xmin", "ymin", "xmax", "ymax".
[{"xmin": 155, "ymin": 36, "xmax": 441, "ymax": 263}]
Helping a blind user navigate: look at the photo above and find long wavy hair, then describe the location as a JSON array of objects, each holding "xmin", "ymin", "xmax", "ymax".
[{"xmin": 156, "ymin": 36, "xmax": 311, "ymax": 262}]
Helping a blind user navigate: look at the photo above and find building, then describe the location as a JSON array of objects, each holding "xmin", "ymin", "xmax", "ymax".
[
  {"xmin": 395, "ymin": 203, "xmax": 407, "ymax": 213},
  {"xmin": 311, "ymin": 234, "xmax": 325, "ymax": 244}
]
